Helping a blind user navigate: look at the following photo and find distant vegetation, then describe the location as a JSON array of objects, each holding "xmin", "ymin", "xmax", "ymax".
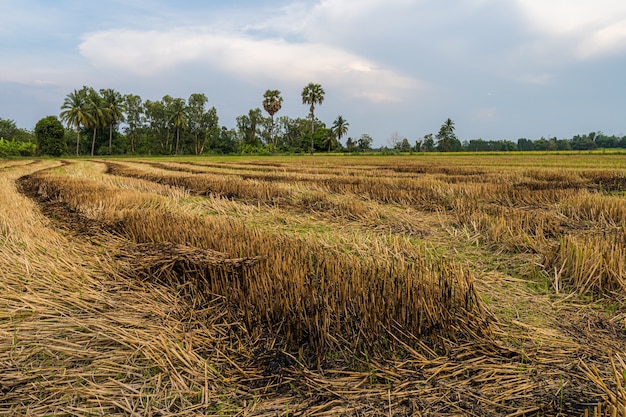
[{"xmin": 1, "ymin": 84, "xmax": 625, "ymax": 156}]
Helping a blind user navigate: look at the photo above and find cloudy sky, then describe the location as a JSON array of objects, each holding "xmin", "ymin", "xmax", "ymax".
[{"xmin": 1, "ymin": 0, "xmax": 625, "ymax": 146}]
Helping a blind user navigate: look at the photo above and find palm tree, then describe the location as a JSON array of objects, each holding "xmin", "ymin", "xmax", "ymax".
[
  {"xmin": 100, "ymin": 88, "xmax": 125, "ymax": 155},
  {"xmin": 85, "ymin": 88, "xmax": 109, "ymax": 157},
  {"xmin": 323, "ymin": 133, "xmax": 337, "ymax": 152},
  {"xmin": 301, "ymin": 83, "xmax": 325, "ymax": 154},
  {"xmin": 169, "ymin": 98, "xmax": 187, "ymax": 155},
  {"xmin": 331, "ymin": 115, "xmax": 349, "ymax": 151},
  {"xmin": 436, "ymin": 118, "xmax": 461, "ymax": 152},
  {"xmin": 60, "ymin": 87, "xmax": 90, "ymax": 156},
  {"xmin": 262, "ymin": 89, "xmax": 283, "ymax": 154}
]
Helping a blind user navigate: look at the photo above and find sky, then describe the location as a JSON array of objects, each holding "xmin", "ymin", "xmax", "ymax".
[{"xmin": 1, "ymin": 0, "xmax": 625, "ymax": 147}]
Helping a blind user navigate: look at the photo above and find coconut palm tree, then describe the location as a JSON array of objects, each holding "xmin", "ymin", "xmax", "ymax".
[
  {"xmin": 85, "ymin": 88, "xmax": 109, "ymax": 157},
  {"xmin": 301, "ymin": 83, "xmax": 325, "ymax": 154},
  {"xmin": 331, "ymin": 115, "xmax": 349, "ymax": 151},
  {"xmin": 100, "ymin": 88, "xmax": 125, "ymax": 155},
  {"xmin": 436, "ymin": 118, "xmax": 461, "ymax": 152},
  {"xmin": 60, "ymin": 87, "xmax": 90, "ymax": 156},
  {"xmin": 262, "ymin": 89, "xmax": 283, "ymax": 154}
]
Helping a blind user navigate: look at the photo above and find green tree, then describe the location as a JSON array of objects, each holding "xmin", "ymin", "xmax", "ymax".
[
  {"xmin": 237, "ymin": 108, "xmax": 264, "ymax": 148},
  {"xmin": 200, "ymin": 107, "xmax": 220, "ymax": 155},
  {"xmin": 422, "ymin": 134, "xmax": 435, "ymax": 152},
  {"xmin": 144, "ymin": 99, "xmax": 168, "ymax": 153},
  {"xmin": 322, "ymin": 131, "xmax": 337, "ymax": 152},
  {"xmin": 436, "ymin": 118, "xmax": 461, "ymax": 152},
  {"xmin": 187, "ymin": 93, "xmax": 209, "ymax": 155},
  {"xmin": 100, "ymin": 88, "xmax": 125, "ymax": 155},
  {"xmin": 60, "ymin": 86, "xmax": 90, "ymax": 156},
  {"xmin": 85, "ymin": 88, "xmax": 109, "ymax": 156},
  {"xmin": 0, "ymin": 118, "xmax": 33, "ymax": 143},
  {"xmin": 331, "ymin": 115, "xmax": 349, "ymax": 151},
  {"xmin": 357, "ymin": 134, "xmax": 373, "ymax": 152},
  {"xmin": 123, "ymin": 93, "xmax": 144, "ymax": 154},
  {"xmin": 262, "ymin": 89, "xmax": 283, "ymax": 154},
  {"xmin": 168, "ymin": 97, "xmax": 187, "ymax": 155},
  {"xmin": 517, "ymin": 138, "xmax": 534, "ymax": 151},
  {"xmin": 398, "ymin": 137, "xmax": 411, "ymax": 152},
  {"xmin": 0, "ymin": 118, "xmax": 18, "ymax": 140},
  {"xmin": 345, "ymin": 137, "xmax": 357, "ymax": 152},
  {"xmin": 35, "ymin": 116, "xmax": 66, "ymax": 157},
  {"xmin": 301, "ymin": 83, "xmax": 325, "ymax": 154}
]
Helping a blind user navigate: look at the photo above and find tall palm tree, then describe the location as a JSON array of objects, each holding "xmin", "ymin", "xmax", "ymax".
[
  {"xmin": 436, "ymin": 117, "xmax": 460, "ymax": 152},
  {"xmin": 331, "ymin": 115, "xmax": 349, "ymax": 151},
  {"xmin": 262, "ymin": 89, "xmax": 283, "ymax": 154},
  {"xmin": 168, "ymin": 98, "xmax": 187, "ymax": 155},
  {"xmin": 301, "ymin": 83, "xmax": 325, "ymax": 154},
  {"xmin": 60, "ymin": 87, "xmax": 89, "ymax": 156},
  {"xmin": 86, "ymin": 88, "xmax": 109, "ymax": 157},
  {"xmin": 100, "ymin": 88, "xmax": 125, "ymax": 155}
]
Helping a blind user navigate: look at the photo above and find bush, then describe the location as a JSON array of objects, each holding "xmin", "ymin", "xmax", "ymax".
[{"xmin": 0, "ymin": 137, "xmax": 37, "ymax": 157}]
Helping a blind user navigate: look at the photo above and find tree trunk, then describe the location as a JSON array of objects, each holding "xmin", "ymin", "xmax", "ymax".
[
  {"xmin": 91, "ymin": 128, "xmax": 97, "ymax": 157},
  {"xmin": 270, "ymin": 115, "xmax": 275, "ymax": 155},
  {"xmin": 310, "ymin": 112, "xmax": 315, "ymax": 155},
  {"xmin": 75, "ymin": 124, "xmax": 80, "ymax": 156},
  {"xmin": 109, "ymin": 123, "xmax": 113, "ymax": 155},
  {"xmin": 175, "ymin": 127, "xmax": 180, "ymax": 155}
]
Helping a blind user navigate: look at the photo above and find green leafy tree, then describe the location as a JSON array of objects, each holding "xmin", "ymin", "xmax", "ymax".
[
  {"xmin": 144, "ymin": 99, "xmax": 168, "ymax": 153},
  {"xmin": 187, "ymin": 93, "xmax": 209, "ymax": 155},
  {"xmin": 237, "ymin": 108, "xmax": 264, "ymax": 148},
  {"xmin": 168, "ymin": 97, "xmax": 187, "ymax": 155},
  {"xmin": 262, "ymin": 89, "xmax": 283, "ymax": 154},
  {"xmin": 517, "ymin": 138, "xmax": 534, "ymax": 151},
  {"xmin": 123, "ymin": 93, "xmax": 144, "ymax": 154},
  {"xmin": 60, "ymin": 86, "xmax": 90, "ymax": 156},
  {"xmin": 100, "ymin": 88, "xmax": 125, "ymax": 155},
  {"xmin": 345, "ymin": 137, "xmax": 357, "ymax": 152},
  {"xmin": 0, "ymin": 118, "xmax": 18, "ymax": 140},
  {"xmin": 301, "ymin": 83, "xmax": 325, "ymax": 154},
  {"xmin": 436, "ymin": 118, "xmax": 461, "ymax": 152},
  {"xmin": 357, "ymin": 134, "xmax": 373, "ymax": 152},
  {"xmin": 398, "ymin": 137, "xmax": 411, "ymax": 152},
  {"xmin": 35, "ymin": 116, "xmax": 66, "ymax": 156},
  {"xmin": 200, "ymin": 107, "xmax": 220, "ymax": 155},
  {"xmin": 0, "ymin": 118, "xmax": 33, "ymax": 143},
  {"xmin": 331, "ymin": 115, "xmax": 349, "ymax": 151},
  {"xmin": 422, "ymin": 134, "xmax": 435, "ymax": 152}
]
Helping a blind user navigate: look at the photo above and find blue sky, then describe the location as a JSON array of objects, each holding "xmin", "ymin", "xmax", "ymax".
[{"xmin": 1, "ymin": 0, "xmax": 625, "ymax": 146}]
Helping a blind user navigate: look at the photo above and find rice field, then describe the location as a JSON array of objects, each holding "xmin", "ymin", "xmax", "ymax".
[{"xmin": 1, "ymin": 153, "xmax": 625, "ymax": 416}]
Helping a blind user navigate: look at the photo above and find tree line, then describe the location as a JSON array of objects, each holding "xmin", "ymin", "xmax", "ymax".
[
  {"xmin": 387, "ymin": 119, "xmax": 626, "ymax": 154},
  {"xmin": 2, "ymin": 86, "xmax": 625, "ymax": 156},
  {"xmin": 47, "ymin": 83, "xmax": 356, "ymax": 157}
]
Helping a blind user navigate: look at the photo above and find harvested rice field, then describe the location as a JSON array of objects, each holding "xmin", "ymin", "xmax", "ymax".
[{"xmin": 1, "ymin": 154, "xmax": 625, "ymax": 416}]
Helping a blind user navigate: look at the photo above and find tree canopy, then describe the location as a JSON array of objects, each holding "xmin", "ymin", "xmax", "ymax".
[{"xmin": 35, "ymin": 116, "xmax": 66, "ymax": 157}]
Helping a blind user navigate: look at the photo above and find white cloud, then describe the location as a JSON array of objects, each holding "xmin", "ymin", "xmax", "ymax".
[
  {"xmin": 577, "ymin": 19, "xmax": 626, "ymax": 58},
  {"xmin": 79, "ymin": 27, "xmax": 423, "ymax": 103},
  {"xmin": 515, "ymin": 0, "xmax": 626, "ymax": 58}
]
